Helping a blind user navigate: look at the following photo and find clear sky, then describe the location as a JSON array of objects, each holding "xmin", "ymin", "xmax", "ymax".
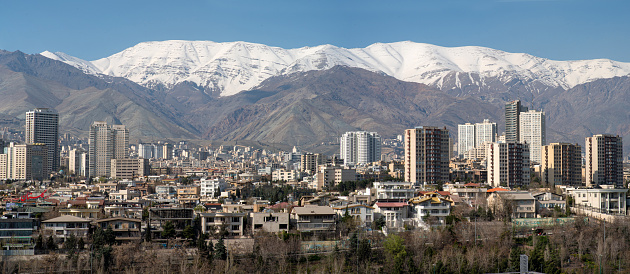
[{"xmin": 1, "ymin": 0, "xmax": 629, "ymax": 61}]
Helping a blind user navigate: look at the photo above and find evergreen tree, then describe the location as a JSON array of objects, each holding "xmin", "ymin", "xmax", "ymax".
[
  {"xmin": 357, "ymin": 239, "xmax": 371, "ymax": 262},
  {"xmin": 35, "ymin": 234, "xmax": 43, "ymax": 252},
  {"xmin": 46, "ymin": 235, "xmax": 56, "ymax": 250},
  {"xmin": 214, "ymin": 237, "xmax": 227, "ymax": 260},
  {"xmin": 77, "ymin": 237, "xmax": 85, "ymax": 250},
  {"xmin": 162, "ymin": 221, "xmax": 176, "ymax": 239}
]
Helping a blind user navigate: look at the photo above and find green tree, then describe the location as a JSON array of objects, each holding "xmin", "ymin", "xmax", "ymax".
[
  {"xmin": 35, "ymin": 234, "xmax": 43, "ymax": 252},
  {"xmin": 183, "ymin": 225, "xmax": 195, "ymax": 242},
  {"xmin": 214, "ymin": 237, "xmax": 227, "ymax": 260},
  {"xmin": 357, "ymin": 239, "xmax": 372, "ymax": 262},
  {"xmin": 77, "ymin": 237, "xmax": 85, "ymax": 250},
  {"xmin": 384, "ymin": 234, "xmax": 408, "ymax": 274},
  {"xmin": 63, "ymin": 234, "xmax": 77, "ymax": 252},
  {"xmin": 46, "ymin": 235, "xmax": 56, "ymax": 250},
  {"xmin": 161, "ymin": 221, "xmax": 176, "ymax": 239}
]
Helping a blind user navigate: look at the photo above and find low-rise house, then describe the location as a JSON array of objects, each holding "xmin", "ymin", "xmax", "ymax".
[
  {"xmin": 93, "ymin": 217, "xmax": 142, "ymax": 242},
  {"xmin": 373, "ymin": 181, "xmax": 417, "ymax": 200},
  {"xmin": 41, "ymin": 215, "xmax": 90, "ymax": 240},
  {"xmin": 373, "ymin": 201, "xmax": 410, "ymax": 229},
  {"xmin": 108, "ymin": 189, "xmax": 141, "ymax": 201},
  {"xmin": 198, "ymin": 212, "xmax": 246, "ymax": 237},
  {"xmin": 332, "ymin": 204, "xmax": 374, "ymax": 227},
  {"xmin": 290, "ymin": 205, "xmax": 336, "ymax": 232},
  {"xmin": 487, "ymin": 191, "xmax": 536, "ymax": 219},
  {"xmin": 532, "ymin": 192, "xmax": 566, "ymax": 213},
  {"xmin": 568, "ymin": 186, "xmax": 628, "ymax": 215},
  {"xmin": 409, "ymin": 192, "xmax": 453, "ymax": 225},
  {"xmin": 250, "ymin": 212, "xmax": 290, "ymax": 234},
  {"xmin": 59, "ymin": 199, "xmax": 103, "ymax": 220}
]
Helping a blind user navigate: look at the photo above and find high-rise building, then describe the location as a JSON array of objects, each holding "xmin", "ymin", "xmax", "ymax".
[
  {"xmin": 111, "ymin": 125, "xmax": 129, "ymax": 160},
  {"xmin": 486, "ymin": 142, "xmax": 530, "ymax": 188},
  {"xmin": 25, "ymin": 108, "xmax": 58, "ymax": 174},
  {"xmin": 300, "ymin": 153, "xmax": 324, "ymax": 175},
  {"xmin": 585, "ymin": 134, "xmax": 623, "ymax": 187},
  {"xmin": 404, "ymin": 126, "xmax": 450, "ymax": 184},
  {"xmin": 519, "ymin": 110, "xmax": 546, "ymax": 164},
  {"xmin": 88, "ymin": 122, "xmax": 129, "ymax": 178},
  {"xmin": 475, "ymin": 119, "xmax": 497, "ymax": 147},
  {"xmin": 340, "ymin": 131, "xmax": 381, "ymax": 166},
  {"xmin": 68, "ymin": 148, "xmax": 88, "ymax": 177},
  {"xmin": 505, "ymin": 100, "xmax": 528, "ymax": 143},
  {"xmin": 3, "ymin": 143, "xmax": 48, "ymax": 181},
  {"xmin": 541, "ymin": 143, "xmax": 582, "ymax": 186},
  {"xmin": 457, "ymin": 123, "xmax": 475, "ymax": 158}
]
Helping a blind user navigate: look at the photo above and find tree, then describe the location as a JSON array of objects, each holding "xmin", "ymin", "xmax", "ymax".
[
  {"xmin": 384, "ymin": 234, "xmax": 408, "ymax": 274},
  {"xmin": 183, "ymin": 225, "xmax": 195, "ymax": 242},
  {"xmin": 35, "ymin": 234, "xmax": 43, "ymax": 252},
  {"xmin": 161, "ymin": 221, "xmax": 176, "ymax": 239},
  {"xmin": 214, "ymin": 237, "xmax": 227, "ymax": 260},
  {"xmin": 63, "ymin": 234, "xmax": 77, "ymax": 252},
  {"xmin": 77, "ymin": 237, "xmax": 85, "ymax": 250},
  {"xmin": 46, "ymin": 235, "xmax": 56, "ymax": 250},
  {"xmin": 357, "ymin": 239, "xmax": 371, "ymax": 262}
]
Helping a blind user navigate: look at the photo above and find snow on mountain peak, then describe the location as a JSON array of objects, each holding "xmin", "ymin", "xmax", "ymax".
[{"xmin": 41, "ymin": 40, "xmax": 630, "ymax": 96}]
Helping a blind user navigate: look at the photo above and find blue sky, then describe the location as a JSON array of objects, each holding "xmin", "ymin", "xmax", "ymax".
[{"xmin": 1, "ymin": 0, "xmax": 629, "ymax": 61}]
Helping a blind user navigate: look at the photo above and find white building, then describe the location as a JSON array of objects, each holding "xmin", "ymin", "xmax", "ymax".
[
  {"xmin": 200, "ymin": 178, "xmax": 228, "ymax": 197},
  {"xmin": 568, "ymin": 186, "xmax": 627, "ymax": 215},
  {"xmin": 272, "ymin": 169, "xmax": 300, "ymax": 181},
  {"xmin": 519, "ymin": 110, "xmax": 546, "ymax": 164},
  {"xmin": 41, "ymin": 215, "xmax": 90, "ymax": 240},
  {"xmin": 332, "ymin": 204, "xmax": 374, "ymax": 227},
  {"xmin": 25, "ymin": 108, "xmax": 59, "ymax": 173},
  {"xmin": 457, "ymin": 123, "xmax": 476, "ymax": 158},
  {"xmin": 2, "ymin": 142, "xmax": 48, "ymax": 181},
  {"xmin": 475, "ymin": 119, "xmax": 497, "ymax": 148},
  {"xmin": 373, "ymin": 181, "xmax": 417, "ymax": 200},
  {"xmin": 68, "ymin": 148, "xmax": 88, "ymax": 176},
  {"xmin": 340, "ymin": 131, "xmax": 381, "ymax": 166}
]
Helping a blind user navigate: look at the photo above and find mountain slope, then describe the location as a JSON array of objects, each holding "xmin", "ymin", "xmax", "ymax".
[
  {"xmin": 204, "ymin": 66, "xmax": 503, "ymax": 148},
  {"xmin": 41, "ymin": 40, "xmax": 630, "ymax": 97},
  {"xmin": 0, "ymin": 50, "xmax": 197, "ymax": 139}
]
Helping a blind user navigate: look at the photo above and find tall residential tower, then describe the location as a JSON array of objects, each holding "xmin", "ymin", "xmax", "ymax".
[
  {"xmin": 340, "ymin": 131, "xmax": 381, "ymax": 166},
  {"xmin": 585, "ymin": 134, "xmax": 623, "ymax": 187},
  {"xmin": 25, "ymin": 108, "xmax": 58, "ymax": 174},
  {"xmin": 404, "ymin": 126, "xmax": 450, "ymax": 184}
]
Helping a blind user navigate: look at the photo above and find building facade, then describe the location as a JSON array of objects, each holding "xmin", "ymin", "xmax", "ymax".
[
  {"xmin": 457, "ymin": 123, "xmax": 475, "ymax": 158},
  {"xmin": 486, "ymin": 142, "xmax": 530, "ymax": 187},
  {"xmin": 585, "ymin": 134, "xmax": 623, "ymax": 187},
  {"xmin": 340, "ymin": 131, "xmax": 381, "ymax": 166},
  {"xmin": 519, "ymin": 110, "xmax": 546, "ymax": 164},
  {"xmin": 110, "ymin": 158, "xmax": 149, "ymax": 180},
  {"xmin": 505, "ymin": 100, "xmax": 528, "ymax": 143},
  {"xmin": 541, "ymin": 143, "xmax": 582, "ymax": 186},
  {"xmin": 404, "ymin": 126, "xmax": 450, "ymax": 184},
  {"xmin": 88, "ymin": 122, "xmax": 129, "ymax": 177},
  {"xmin": 25, "ymin": 108, "xmax": 59, "ymax": 173}
]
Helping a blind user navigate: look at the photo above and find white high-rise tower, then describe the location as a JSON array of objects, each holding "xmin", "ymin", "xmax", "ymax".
[
  {"xmin": 340, "ymin": 131, "xmax": 381, "ymax": 166},
  {"xmin": 88, "ymin": 122, "xmax": 129, "ymax": 178},
  {"xmin": 519, "ymin": 110, "xmax": 546, "ymax": 164}
]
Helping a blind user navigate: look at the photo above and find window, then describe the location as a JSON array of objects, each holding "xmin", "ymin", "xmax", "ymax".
[
  {"xmin": 232, "ymin": 217, "xmax": 240, "ymax": 223},
  {"xmin": 254, "ymin": 224, "xmax": 263, "ymax": 229},
  {"xmin": 231, "ymin": 225, "xmax": 239, "ymax": 231},
  {"xmin": 264, "ymin": 216, "xmax": 277, "ymax": 222},
  {"xmin": 279, "ymin": 224, "xmax": 288, "ymax": 229}
]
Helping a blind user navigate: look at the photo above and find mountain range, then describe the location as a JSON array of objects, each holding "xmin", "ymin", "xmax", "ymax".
[{"xmin": 0, "ymin": 41, "xmax": 628, "ymax": 155}]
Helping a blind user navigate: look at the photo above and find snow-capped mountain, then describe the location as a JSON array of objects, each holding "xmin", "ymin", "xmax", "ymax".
[{"xmin": 41, "ymin": 40, "xmax": 630, "ymax": 97}]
